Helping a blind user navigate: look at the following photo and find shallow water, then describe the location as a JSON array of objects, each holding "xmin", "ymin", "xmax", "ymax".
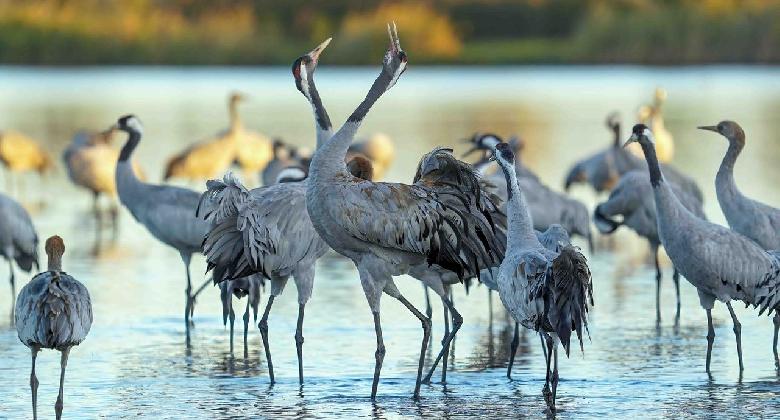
[{"xmin": 0, "ymin": 66, "xmax": 779, "ymax": 418}]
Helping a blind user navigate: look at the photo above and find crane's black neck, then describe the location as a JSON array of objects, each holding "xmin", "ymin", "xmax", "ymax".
[
  {"xmin": 119, "ymin": 130, "xmax": 140, "ymax": 162},
  {"xmin": 612, "ymin": 124, "xmax": 621, "ymax": 147},
  {"xmin": 347, "ymin": 69, "xmax": 392, "ymax": 123},
  {"xmin": 308, "ymin": 76, "xmax": 331, "ymax": 132},
  {"xmin": 639, "ymin": 141, "xmax": 663, "ymax": 187}
]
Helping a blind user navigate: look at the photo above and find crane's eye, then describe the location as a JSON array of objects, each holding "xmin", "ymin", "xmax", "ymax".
[{"xmin": 718, "ymin": 124, "xmax": 724, "ymax": 132}]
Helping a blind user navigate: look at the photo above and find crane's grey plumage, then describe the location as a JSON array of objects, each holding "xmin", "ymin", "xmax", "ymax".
[
  {"xmin": 407, "ymin": 146, "xmax": 507, "ymax": 384},
  {"xmin": 114, "ymin": 115, "xmax": 210, "ymax": 345},
  {"xmin": 306, "ymin": 26, "xmax": 506, "ymax": 399},
  {"xmin": 699, "ymin": 121, "xmax": 780, "ymax": 250},
  {"xmin": 491, "ymin": 141, "xmax": 593, "ymax": 413},
  {"xmin": 469, "ymin": 134, "xmax": 594, "ymax": 252},
  {"xmin": 220, "ymin": 274, "xmax": 263, "ymax": 357},
  {"xmin": 197, "ymin": 38, "xmax": 334, "ymax": 385},
  {"xmin": 0, "ymin": 191, "xmax": 39, "ymax": 322},
  {"xmin": 699, "ymin": 120, "xmax": 780, "ymax": 366},
  {"xmin": 15, "ymin": 236, "xmax": 92, "ymax": 420},
  {"xmin": 594, "ymin": 170, "xmax": 706, "ymax": 323},
  {"xmin": 627, "ymin": 124, "xmax": 780, "ymax": 373},
  {"xmin": 564, "ymin": 113, "xmax": 640, "ymax": 192},
  {"xmin": 563, "ymin": 113, "xmax": 703, "ymax": 203}
]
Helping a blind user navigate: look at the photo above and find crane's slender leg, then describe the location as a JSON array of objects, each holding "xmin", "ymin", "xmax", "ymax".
[
  {"xmin": 189, "ymin": 276, "xmax": 212, "ymax": 321},
  {"xmin": 54, "ymin": 347, "xmax": 70, "ymax": 420},
  {"xmin": 706, "ymin": 309, "xmax": 715, "ymax": 374},
  {"xmin": 488, "ymin": 289, "xmax": 494, "ymax": 327},
  {"xmin": 92, "ymin": 191, "xmax": 102, "ymax": 230},
  {"xmin": 387, "ymin": 288, "xmax": 430, "ymax": 399},
  {"xmin": 180, "ymin": 253, "xmax": 193, "ymax": 346},
  {"xmin": 653, "ymin": 244, "xmax": 662, "ymax": 324},
  {"xmin": 371, "ymin": 310, "xmax": 385, "ymax": 400},
  {"xmin": 673, "ymin": 269, "xmax": 681, "ymax": 328},
  {"xmin": 30, "ymin": 347, "xmax": 39, "ymax": 420},
  {"xmin": 243, "ymin": 299, "xmax": 250, "ymax": 359},
  {"xmin": 258, "ymin": 294, "xmax": 276, "ymax": 384},
  {"xmin": 551, "ymin": 336, "xmax": 560, "ymax": 412},
  {"xmin": 228, "ymin": 299, "xmax": 236, "ymax": 354},
  {"xmin": 423, "ymin": 285, "xmax": 433, "ymax": 320},
  {"xmin": 441, "ymin": 294, "xmax": 451, "ymax": 383},
  {"xmin": 507, "ymin": 322, "xmax": 520, "ymax": 379},
  {"xmin": 295, "ymin": 303, "xmax": 306, "ymax": 385},
  {"xmin": 726, "ymin": 301, "xmax": 744, "ymax": 372},
  {"xmin": 773, "ymin": 313, "xmax": 780, "ymax": 370},
  {"xmin": 109, "ymin": 201, "xmax": 119, "ymax": 240},
  {"xmin": 8, "ymin": 259, "xmax": 15, "ymax": 323},
  {"xmin": 422, "ymin": 294, "xmax": 462, "ymax": 384},
  {"xmin": 542, "ymin": 333, "xmax": 553, "ymax": 407}
]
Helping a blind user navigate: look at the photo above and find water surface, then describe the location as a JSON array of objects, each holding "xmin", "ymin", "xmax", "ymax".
[{"xmin": 0, "ymin": 66, "xmax": 779, "ymax": 418}]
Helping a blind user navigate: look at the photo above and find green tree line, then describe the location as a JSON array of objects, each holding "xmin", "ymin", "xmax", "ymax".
[{"xmin": 0, "ymin": 0, "xmax": 778, "ymax": 65}]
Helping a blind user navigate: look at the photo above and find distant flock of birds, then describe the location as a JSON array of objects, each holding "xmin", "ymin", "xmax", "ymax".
[{"xmin": 1, "ymin": 24, "xmax": 779, "ymax": 418}]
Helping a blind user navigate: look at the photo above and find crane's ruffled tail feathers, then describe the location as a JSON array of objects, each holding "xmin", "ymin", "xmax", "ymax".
[
  {"xmin": 14, "ymin": 248, "xmax": 39, "ymax": 272},
  {"xmin": 219, "ymin": 281, "xmax": 231, "ymax": 326},
  {"xmin": 755, "ymin": 250, "xmax": 780, "ymax": 316},
  {"xmin": 202, "ymin": 218, "xmax": 254, "ymax": 285},
  {"xmin": 196, "ymin": 172, "xmax": 250, "ymax": 224},
  {"xmin": 549, "ymin": 245, "xmax": 594, "ymax": 357},
  {"xmin": 564, "ymin": 163, "xmax": 586, "ymax": 190}
]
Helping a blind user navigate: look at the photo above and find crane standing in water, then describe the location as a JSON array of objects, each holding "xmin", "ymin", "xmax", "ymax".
[
  {"xmin": 699, "ymin": 120, "xmax": 780, "ymax": 364},
  {"xmin": 491, "ymin": 141, "xmax": 593, "ymax": 413},
  {"xmin": 626, "ymin": 124, "xmax": 780, "ymax": 373},
  {"xmin": 15, "ymin": 236, "xmax": 93, "ymax": 420}
]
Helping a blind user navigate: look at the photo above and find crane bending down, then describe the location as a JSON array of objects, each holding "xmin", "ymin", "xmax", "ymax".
[
  {"xmin": 699, "ymin": 120, "xmax": 780, "ymax": 365},
  {"xmin": 0, "ymin": 192, "xmax": 39, "ymax": 322},
  {"xmin": 626, "ymin": 124, "xmax": 780, "ymax": 373},
  {"xmin": 468, "ymin": 134, "xmax": 593, "ymax": 252},
  {"xmin": 491, "ymin": 141, "xmax": 593, "ymax": 413},
  {"xmin": 306, "ymin": 25, "xmax": 505, "ymax": 399},
  {"xmin": 594, "ymin": 170, "xmax": 706, "ymax": 324},
  {"xmin": 197, "ymin": 38, "xmax": 335, "ymax": 385},
  {"xmin": 114, "ymin": 116, "xmax": 212, "ymax": 345},
  {"xmin": 16, "ymin": 236, "xmax": 92, "ymax": 420}
]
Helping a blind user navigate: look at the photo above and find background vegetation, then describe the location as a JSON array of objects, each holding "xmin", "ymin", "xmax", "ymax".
[{"xmin": 0, "ymin": 0, "xmax": 778, "ymax": 65}]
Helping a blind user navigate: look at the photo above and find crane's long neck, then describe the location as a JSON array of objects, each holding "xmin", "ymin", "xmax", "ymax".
[
  {"xmin": 306, "ymin": 74, "xmax": 332, "ymax": 149},
  {"xmin": 639, "ymin": 141, "xmax": 663, "ymax": 188},
  {"xmin": 229, "ymin": 100, "xmax": 242, "ymax": 133},
  {"xmin": 47, "ymin": 253, "xmax": 62, "ymax": 272},
  {"xmin": 310, "ymin": 69, "xmax": 392, "ymax": 181},
  {"xmin": 716, "ymin": 137, "xmax": 744, "ymax": 197},
  {"xmin": 611, "ymin": 124, "xmax": 621, "ymax": 147},
  {"xmin": 116, "ymin": 130, "xmax": 144, "ymax": 202},
  {"xmin": 500, "ymin": 162, "xmax": 540, "ymax": 250}
]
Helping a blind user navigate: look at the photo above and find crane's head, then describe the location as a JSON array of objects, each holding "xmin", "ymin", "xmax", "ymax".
[
  {"xmin": 697, "ymin": 120, "xmax": 745, "ymax": 145},
  {"xmin": 462, "ymin": 133, "xmax": 502, "ymax": 158},
  {"xmin": 489, "ymin": 141, "xmax": 515, "ymax": 170},
  {"xmin": 230, "ymin": 91, "xmax": 247, "ymax": 104},
  {"xmin": 347, "ymin": 155, "xmax": 374, "ymax": 181},
  {"xmin": 45, "ymin": 235, "xmax": 65, "ymax": 272},
  {"xmin": 624, "ymin": 123, "xmax": 654, "ymax": 147},
  {"xmin": 605, "ymin": 112, "xmax": 621, "ymax": 130},
  {"xmin": 293, "ymin": 37, "xmax": 331, "ymax": 100},
  {"xmin": 275, "ymin": 166, "xmax": 307, "ymax": 184},
  {"xmin": 381, "ymin": 22, "xmax": 407, "ymax": 91},
  {"xmin": 115, "ymin": 114, "xmax": 143, "ymax": 135}
]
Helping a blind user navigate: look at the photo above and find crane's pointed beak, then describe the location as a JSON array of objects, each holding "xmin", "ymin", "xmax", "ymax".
[
  {"xmin": 697, "ymin": 125, "xmax": 718, "ymax": 133},
  {"xmin": 623, "ymin": 133, "xmax": 639, "ymax": 148},
  {"xmin": 309, "ymin": 37, "xmax": 332, "ymax": 61},
  {"xmin": 462, "ymin": 146, "xmax": 480, "ymax": 158}
]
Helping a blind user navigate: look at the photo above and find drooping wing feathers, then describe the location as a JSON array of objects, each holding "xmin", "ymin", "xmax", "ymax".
[
  {"xmin": 548, "ymin": 246, "xmax": 593, "ymax": 356},
  {"xmin": 201, "ymin": 180, "xmax": 328, "ymax": 283},
  {"xmin": 197, "ymin": 172, "xmax": 250, "ymax": 225},
  {"xmin": 754, "ymin": 250, "xmax": 780, "ymax": 316},
  {"xmin": 412, "ymin": 148, "xmax": 507, "ymax": 278}
]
